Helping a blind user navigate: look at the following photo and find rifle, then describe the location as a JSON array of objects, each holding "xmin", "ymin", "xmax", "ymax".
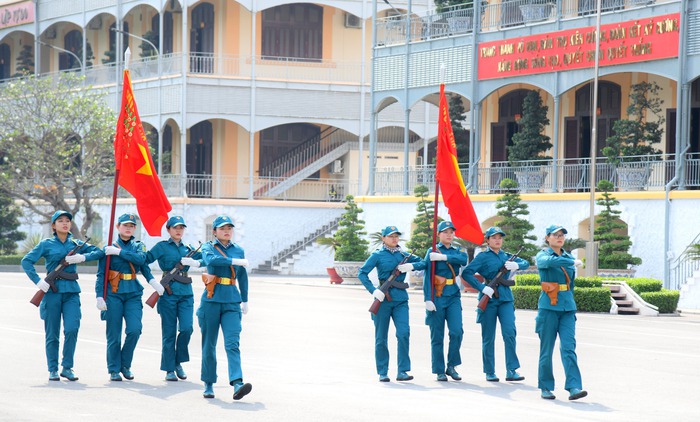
[
  {"xmin": 368, "ymin": 250, "xmax": 415, "ymax": 315},
  {"xmin": 30, "ymin": 237, "xmax": 91, "ymax": 307},
  {"xmin": 146, "ymin": 241, "xmax": 203, "ymax": 308},
  {"xmin": 476, "ymin": 245, "xmax": 524, "ymax": 312}
]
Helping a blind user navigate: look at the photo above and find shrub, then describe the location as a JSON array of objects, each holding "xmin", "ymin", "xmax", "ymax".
[
  {"xmin": 514, "ymin": 274, "xmax": 539, "ymax": 286},
  {"xmin": 626, "ymin": 278, "xmax": 662, "ymax": 294},
  {"xmin": 574, "ymin": 287, "xmax": 611, "ymax": 312},
  {"xmin": 512, "ymin": 285, "xmax": 540, "ymax": 310},
  {"xmin": 574, "ymin": 277, "xmax": 603, "ymax": 288},
  {"xmin": 640, "ymin": 290, "xmax": 680, "ymax": 313}
]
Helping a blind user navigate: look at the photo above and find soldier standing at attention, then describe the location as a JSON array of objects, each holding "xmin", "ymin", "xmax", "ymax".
[
  {"xmin": 22, "ymin": 210, "xmax": 103, "ymax": 381},
  {"xmin": 95, "ymin": 213, "xmax": 163, "ymax": 381},
  {"xmin": 145, "ymin": 215, "xmax": 202, "ymax": 382},
  {"xmin": 535, "ymin": 224, "xmax": 587, "ymax": 401},
  {"xmin": 423, "ymin": 221, "xmax": 468, "ymax": 382},
  {"xmin": 461, "ymin": 226, "xmax": 529, "ymax": 383},
  {"xmin": 358, "ymin": 226, "xmax": 426, "ymax": 382},
  {"xmin": 198, "ymin": 215, "xmax": 252, "ymax": 400}
]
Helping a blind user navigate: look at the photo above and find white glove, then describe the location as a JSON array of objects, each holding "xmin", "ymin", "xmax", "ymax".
[
  {"xmin": 429, "ymin": 252, "xmax": 447, "ymax": 261},
  {"xmin": 425, "ymin": 301, "xmax": 436, "ymax": 312},
  {"xmin": 65, "ymin": 254, "xmax": 86, "ymax": 264},
  {"xmin": 105, "ymin": 246, "xmax": 120, "ymax": 256},
  {"xmin": 397, "ymin": 263, "xmax": 414, "ymax": 273},
  {"xmin": 482, "ymin": 286, "xmax": 495, "ymax": 298},
  {"xmin": 574, "ymin": 259, "xmax": 584, "ymax": 268},
  {"xmin": 241, "ymin": 302, "xmax": 248, "ymax": 315},
  {"xmin": 372, "ymin": 290, "xmax": 385, "ymax": 302},
  {"xmin": 504, "ymin": 261, "xmax": 519, "ymax": 271},
  {"xmin": 231, "ymin": 258, "xmax": 249, "ymax": 267},
  {"xmin": 96, "ymin": 297, "xmax": 107, "ymax": 311},
  {"xmin": 181, "ymin": 257, "xmax": 200, "ymax": 268},
  {"xmin": 36, "ymin": 280, "xmax": 50, "ymax": 293},
  {"xmin": 148, "ymin": 279, "xmax": 165, "ymax": 296}
]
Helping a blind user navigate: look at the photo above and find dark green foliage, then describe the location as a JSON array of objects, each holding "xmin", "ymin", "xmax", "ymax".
[
  {"xmin": 406, "ymin": 185, "xmax": 441, "ymax": 254},
  {"xmin": 512, "ymin": 285, "xmax": 540, "ymax": 310},
  {"xmin": 514, "ymin": 274, "xmax": 540, "ymax": 286},
  {"xmin": 140, "ymin": 30, "xmax": 159, "ymax": 58},
  {"xmin": 573, "ymin": 287, "xmax": 612, "ymax": 312},
  {"xmin": 688, "ymin": 244, "xmax": 700, "ymax": 261},
  {"xmin": 625, "ymin": 278, "xmax": 662, "ymax": 293},
  {"xmin": 640, "ymin": 290, "xmax": 679, "ymax": 313},
  {"xmin": 494, "ymin": 178, "xmax": 538, "ymax": 263},
  {"xmin": 448, "ymin": 94, "xmax": 470, "ymax": 163},
  {"xmin": 434, "ymin": 0, "xmax": 476, "ymax": 12},
  {"xmin": 0, "ymin": 192, "xmax": 25, "ymax": 254},
  {"xmin": 573, "ymin": 277, "xmax": 604, "ymax": 288},
  {"xmin": 0, "ymin": 255, "xmax": 42, "ymax": 265},
  {"xmin": 604, "ymin": 81, "xmax": 664, "ymax": 163},
  {"xmin": 13, "ymin": 45, "xmax": 34, "ymax": 76},
  {"xmin": 326, "ymin": 195, "xmax": 369, "ymax": 262},
  {"xmin": 508, "ymin": 90, "xmax": 551, "ymax": 165},
  {"xmin": 594, "ymin": 180, "xmax": 642, "ymax": 269}
]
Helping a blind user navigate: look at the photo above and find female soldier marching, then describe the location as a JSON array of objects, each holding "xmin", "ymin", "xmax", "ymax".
[
  {"xmin": 22, "ymin": 210, "xmax": 103, "ymax": 381},
  {"xmin": 359, "ymin": 225, "xmax": 426, "ymax": 382},
  {"xmin": 198, "ymin": 215, "xmax": 252, "ymax": 400},
  {"xmin": 145, "ymin": 215, "xmax": 202, "ymax": 382},
  {"xmin": 95, "ymin": 213, "xmax": 163, "ymax": 381},
  {"xmin": 461, "ymin": 226, "xmax": 529, "ymax": 383},
  {"xmin": 423, "ymin": 221, "xmax": 468, "ymax": 382}
]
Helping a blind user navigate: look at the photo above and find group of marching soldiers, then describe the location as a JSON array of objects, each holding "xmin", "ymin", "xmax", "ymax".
[
  {"xmin": 22, "ymin": 210, "xmax": 587, "ymax": 402},
  {"xmin": 358, "ymin": 222, "xmax": 588, "ymax": 401},
  {"xmin": 22, "ymin": 211, "xmax": 251, "ymax": 401}
]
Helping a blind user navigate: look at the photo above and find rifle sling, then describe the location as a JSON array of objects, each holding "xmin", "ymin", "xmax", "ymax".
[{"xmin": 54, "ymin": 270, "xmax": 78, "ymax": 281}]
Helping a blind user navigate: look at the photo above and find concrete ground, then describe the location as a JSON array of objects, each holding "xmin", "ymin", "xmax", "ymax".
[{"xmin": 1, "ymin": 272, "xmax": 699, "ymax": 422}]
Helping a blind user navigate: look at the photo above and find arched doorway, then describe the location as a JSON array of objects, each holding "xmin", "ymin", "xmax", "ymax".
[
  {"xmin": 187, "ymin": 121, "xmax": 213, "ymax": 197},
  {"xmin": 190, "ymin": 2, "xmax": 214, "ymax": 73},
  {"xmin": 259, "ymin": 123, "xmax": 321, "ymax": 178},
  {"xmin": 60, "ymin": 30, "xmax": 82, "ymax": 70},
  {"xmin": 0, "ymin": 43, "xmax": 10, "ymax": 79}
]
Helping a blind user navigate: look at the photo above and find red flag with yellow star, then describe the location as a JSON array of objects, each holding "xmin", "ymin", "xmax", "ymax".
[
  {"xmin": 436, "ymin": 83, "xmax": 483, "ymax": 244},
  {"xmin": 114, "ymin": 69, "xmax": 171, "ymax": 236}
]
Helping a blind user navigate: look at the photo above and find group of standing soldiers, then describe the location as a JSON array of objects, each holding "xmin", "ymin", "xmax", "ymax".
[
  {"xmin": 22, "ymin": 210, "xmax": 251, "ymax": 401},
  {"xmin": 359, "ymin": 222, "xmax": 588, "ymax": 401}
]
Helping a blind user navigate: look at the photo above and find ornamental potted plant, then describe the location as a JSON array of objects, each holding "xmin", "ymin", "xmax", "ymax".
[
  {"xmin": 603, "ymin": 81, "xmax": 664, "ymax": 191},
  {"xmin": 317, "ymin": 195, "xmax": 370, "ymax": 284},
  {"xmin": 508, "ymin": 90, "xmax": 552, "ymax": 193}
]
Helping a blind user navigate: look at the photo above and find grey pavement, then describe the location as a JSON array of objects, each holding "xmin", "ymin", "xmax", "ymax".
[{"xmin": 1, "ymin": 272, "xmax": 699, "ymax": 422}]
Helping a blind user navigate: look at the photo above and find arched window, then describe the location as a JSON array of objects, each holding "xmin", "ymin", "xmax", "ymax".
[{"xmin": 190, "ymin": 2, "xmax": 214, "ymax": 73}]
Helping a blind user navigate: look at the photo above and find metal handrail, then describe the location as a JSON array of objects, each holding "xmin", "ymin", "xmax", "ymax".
[
  {"xmin": 670, "ymin": 233, "xmax": 700, "ymax": 290},
  {"xmin": 270, "ymin": 210, "xmax": 343, "ymax": 267}
]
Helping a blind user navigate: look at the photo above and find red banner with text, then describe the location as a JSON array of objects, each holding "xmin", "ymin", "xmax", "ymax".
[{"xmin": 478, "ymin": 13, "xmax": 680, "ymax": 80}]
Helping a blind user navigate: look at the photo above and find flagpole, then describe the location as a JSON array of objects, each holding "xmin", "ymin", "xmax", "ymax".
[
  {"xmin": 431, "ymin": 66, "xmax": 447, "ymax": 302},
  {"xmin": 103, "ymin": 47, "xmax": 132, "ymax": 300}
]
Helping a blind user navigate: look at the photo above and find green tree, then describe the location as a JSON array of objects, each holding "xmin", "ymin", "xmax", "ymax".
[
  {"xmin": 13, "ymin": 45, "xmax": 34, "ymax": 77},
  {"xmin": 494, "ymin": 178, "xmax": 538, "ymax": 263},
  {"xmin": 0, "ymin": 191, "xmax": 25, "ymax": 254},
  {"xmin": 594, "ymin": 180, "xmax": 642, "ymax": 269},
  {"xmin": 508, "ymin": 90, "xmax": 552, "ymax": 165},
  {"xmin": 0, "ymin": 73, "xmax": 115, "ymax": 238},
  {"xmin": 140, "ymin": 30, "xmax": 159, "ymax": 58},
  {"xmin": 449, "ymin": 94, "xmax": 470, "ymax": 163},
  {"xmin": 603, "ymin": 81, "xmax": 664, "ymax": 164},
  {"xmin": 323, "ymin": 195, "xmax": 370, "ymax": 262},
  {"xmin": 405, "ymin": 184, "xmax": 440, "ymax": 254}
]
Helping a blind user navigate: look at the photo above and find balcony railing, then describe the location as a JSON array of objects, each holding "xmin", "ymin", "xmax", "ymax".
[
  {"xmin": 374, "ymin": 154, "xmax": 699, "ymax": 195},
  {"xmin": 376, "ymin": 0, "xmax": 668, "ymax": 46},
  {"xmin": 0, "ymin": 53, "xmax": 367, "ymax": 86}
]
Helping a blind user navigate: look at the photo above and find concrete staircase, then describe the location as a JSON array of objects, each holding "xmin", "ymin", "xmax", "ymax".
[
  {"xmin": 608, "ymin": 284, "xmax": 639, "ymax": 315},
  {"xmin": 678, "ymin": 270, "xmax": 700, "ymax": 309}
]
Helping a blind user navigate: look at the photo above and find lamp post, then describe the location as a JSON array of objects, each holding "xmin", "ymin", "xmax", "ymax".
[
  {"xmin": 37, "ymin": 40, "xmax": 84, "ymax": 75},
  {"xmin": 111, "ymin": 28, "xmax": 164, "ymax": 176}
]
